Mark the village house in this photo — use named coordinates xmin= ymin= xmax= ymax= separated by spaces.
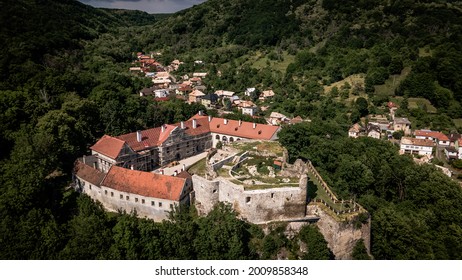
xmin=215 ymin=90 xmax=236 ymax=99
xmin=399 ymin=137 xmax=435 ymax=156
xmin=259 ymin=89 xmax=275 ymax=101
xmin=393 ymin=117 xmax=412 ymax=136
xmin=193 ymin=72 xmax=208 ymax=78
xmin=238 ymin=100 xmax=258 ymax=116
xmin=368 ymin=114 xmax=390 ymax=132
xmin=188 ymin=89 xmax=206 ymax=103
xmin=366 ymin=123 xmax=382 ymax=139
xmin=245 ymin=87 xmax=256 ymax=97
xmin=447 ymin=133 xmax=461 ymax=147
xmin=200 ymin=93 xmax=218 ymax=108
xmin=414 ymin=130 xmax=450 ymax=146
xmin=444 ymin=147 xmax=459 ymax=160
xmin=268 ymin=112 xmax=289 ymax=125
xmin=348 ymin=123 xmax=363 ymax=138
xmin=177 ymin=83 xmax=193 ymax=96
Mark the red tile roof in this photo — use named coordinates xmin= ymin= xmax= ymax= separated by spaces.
xmin=117 ymin=125 xmax=176 ymax=151
xmin=92 ymin=113 xmax=281 ymax=155
xmin=415 ymin=130 xmax=449 ymax=141
xmin=102 ymin=166 xmax=186 ymax=201
xmin=90 ymin=135 xmax=127 ymax=159
xmin=74 ymin=160 xmax=106 ymax=186
xmin=401 ymin=137 xmax=435 ymax=147
xmin=173 ymin=116 xmax=211 ymax=137
xmin=207 ymin=116 xmax=279 ymax=140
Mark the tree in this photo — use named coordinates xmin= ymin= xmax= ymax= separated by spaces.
xmin=298 ymin=225 xmax=333 ymax=260
xmin=355 ymin=97 xmax=369 ymax=117
xmin=352 ymin=239 xmax=371 ymax=260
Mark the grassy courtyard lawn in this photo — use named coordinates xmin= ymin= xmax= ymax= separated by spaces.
xmin=187 ymin=158 xmax=206 ymax=176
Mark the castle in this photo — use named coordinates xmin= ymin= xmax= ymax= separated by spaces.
xmin=73 ymin=113 xmax=285 ymax=221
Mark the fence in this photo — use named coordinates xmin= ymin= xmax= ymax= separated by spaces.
xmin=306 ymin=161 xmax=365 ymax=215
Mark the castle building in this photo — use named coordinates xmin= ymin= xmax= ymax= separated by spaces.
xmin=74 ymin=160 xmax=192 ymax=221
xmin=89 ymin=113 xmax=280 ymax=173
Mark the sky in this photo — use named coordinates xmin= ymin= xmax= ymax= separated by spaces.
xmin=78 ymin=0 xmax=207 ymax=14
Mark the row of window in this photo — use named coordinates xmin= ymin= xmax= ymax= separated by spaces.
xmin=215 ymin=135 xmax=241 ymax=142
xmin=103 ymin=189 xmax=173 ymax=209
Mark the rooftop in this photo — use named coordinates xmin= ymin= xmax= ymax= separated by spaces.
xmin=102 ymin=165 xmax=187 ymax=201
xmin=400 ymin=137 xmax=435 ymax=147
xmin=415 ymin=130 xmax=449 ymax=141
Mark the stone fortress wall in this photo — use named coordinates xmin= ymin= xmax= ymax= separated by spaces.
xmin=192 ymin=143 xmax=308 ymax=224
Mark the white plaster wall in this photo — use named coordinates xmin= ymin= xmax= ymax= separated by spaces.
xmin=76 ymin=175 xmax=183 ymax=222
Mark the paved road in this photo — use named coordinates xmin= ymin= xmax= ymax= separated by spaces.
xmin=154 ymin=152 xmax=208 ymax=176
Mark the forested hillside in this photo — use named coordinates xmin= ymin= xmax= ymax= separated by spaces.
xmin=1 ymin=0 xmax=462 ymax=259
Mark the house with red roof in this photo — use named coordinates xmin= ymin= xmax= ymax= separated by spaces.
xmin=414 ymin=130 xmax=450 ymax=146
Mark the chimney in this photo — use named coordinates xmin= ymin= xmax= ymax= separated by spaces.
xmin=208 ymin=115 xmax=212 ymax=122
xmin=173 ymin=171 xmax=178 ymax=176
xmin=160 ymin=169 xmax=164 ymax=175
xmin=182 ymin=164 xmax=186 ymax=171
xmin=83 ymin=155 xmax=86 ymax=164
xmin=181 ymin=121 xmax=185 ymax=129
xmin=92 ymin=162 xmax=97 ymax=169
xmin=192 ymin=119 xmax=197 ymax=129
xmin=130 ymin=165 xmax=134 ymax=170
xmin=239 ymin=120 xmax=242 ymax=127
xmin=224 ymin=119 xmax=228 ymax=125
xmin=198 ymin=110 xmax=203 ymax=116
xmin=136 ymin=130 xmax=142 ymax=142
xmin=253 ymin=123 xmax=256 ymax=129
xmin=161 ymin=125 xmax=165 ymax=133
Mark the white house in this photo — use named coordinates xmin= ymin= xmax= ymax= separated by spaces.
xmin=245 ymin=88 xmax=256 ymax=96
xmin=238 ymin=100 xmax=258 ymax=116
xmin=366 ymin=123 xmax=381 ymax=139
xmin=154 ymin=89 xmax=169 ymax=98
xmin=348 ymin=123 xmax=362 ymax=138
xmin=215 ymin=90 xmax=235 ymax=98
xmin=444 ymin=147 xmax=458 ymax=160
xmin=400 ymin=137 xmax=435 ymax=156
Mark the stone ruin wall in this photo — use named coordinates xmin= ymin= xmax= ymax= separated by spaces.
xmin=307 ymin=204 xmax=371 ymax=260
xmin=192 ymin=173 xmax=308 ymax=224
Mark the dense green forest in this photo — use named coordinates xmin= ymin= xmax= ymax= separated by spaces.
xmin=1 ymin=0 xmax=462 ymax=259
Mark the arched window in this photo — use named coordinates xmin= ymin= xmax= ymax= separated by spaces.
xmin=222 ymin=136 xmax=228 ymax=142
xmin=229 ymin=137 xmax=234 ymax=142
xmin=215 ymin=134 xmax=220 ymax=140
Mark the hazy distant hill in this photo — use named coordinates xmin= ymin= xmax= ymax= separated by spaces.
xmin=142 ymin=0 xmax=462 ymax=51
xmin=0 ymin=0 xmax=157 ymax=88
